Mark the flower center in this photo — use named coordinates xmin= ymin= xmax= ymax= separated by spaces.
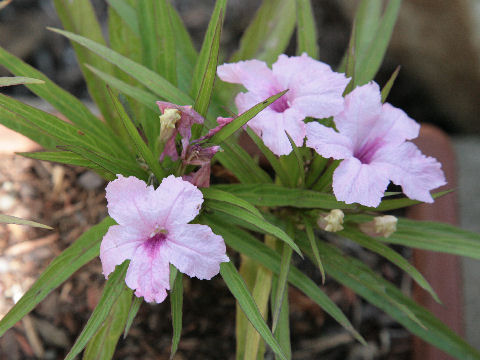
xmin=145 ymin=227 xmax=168 ymax=254
xmin=354 ymin=138 xmax=384 ymax=164
xmin=269 ymin=94 xmax=290 ymax=113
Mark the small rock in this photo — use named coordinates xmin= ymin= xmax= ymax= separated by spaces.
xmin=78 ymin=171 xmax=104 ymax=190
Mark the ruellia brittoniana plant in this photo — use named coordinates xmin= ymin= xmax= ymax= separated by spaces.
xmin=0 ymin=1 xmax=479 ymax=359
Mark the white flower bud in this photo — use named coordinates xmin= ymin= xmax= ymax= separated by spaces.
xmin=318 ymin=209 xmax=344 ymax=232
xmin=359 ymin=215 xmax=398 ymax=238
xmin=159 ymin=108 xmax=181 ymax=142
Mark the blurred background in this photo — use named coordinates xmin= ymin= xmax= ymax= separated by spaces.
xmin=0 ymin=0 xmax=479 ymax=359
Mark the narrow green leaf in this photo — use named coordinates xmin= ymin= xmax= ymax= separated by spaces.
xmin=381 ymin=66 xmax=401 ymax=102
xmin=0 ymin=77 xmax=44 ymax=86
xmin=49 ymin=28 xmax=192 ymax=105
xmin=107 ymin=88 xmax=166 ymax=180
xmin=302 ymin=236 xmax=480 ymax=359
xmin=106 ymin=0 xmax=140 ymax=36
xmin=311 ymin=160 xmax=340 ymax=192
xmin=169 ymin=266 xmax=183 ymax=359
xmin=355 ymin=0 xmax=402 ymax=85
xmin=271 ymin=241 xmax=292 ymax=332
xmin=220 ymin=261 xmax=287 ymax=360
xmin=342 ymin=227 xmax=440 ymax=303
xmin=230 ymin=0 xmax=296 ymax=65
xmin=83 ymin=286 xmax=132 ymax=360
xmin=66 ymin=262 xmax=129 ymax=360
xmin=193 ymin=8 xmax=223 ymax=118
xmin=353 ymin=0 xmax=382 ymax=60
xmin=201 ymin=188 xmax=264 ymax=219
xmin=209 ymin=90 xmax=288 ymax=145
xmin=205 ymin=215 xmax=365 ymax=344
xmin=19 ymin=151 xmax=102 ymax=170
xmin=305 ymin=154 xmax=328 ymax=188
xmin=246 ymin=128 xmax=292 ymax=187
xmin=62 ymin=145 xmax=147 ymax=181
xmin=53 ymin=0 xmax=121 ymax=132
xmin=369 ymin=189 xmax=452 ymax=211
xmin=211 ymin=183 xmax=356 ymax=209
xmin=215 ymin=142 xmax=272 ymax=184
xmin=285 ymin=132 xmax=305 ymax=187
xmin=85 ymin=64 xmax=158 ymax=112
xmin=0 ymin=217 xmax=115 ymax=337
xmin=378 ymin=217 xmax=480 ymax=260
xmin=191 ymin=0 xmax=226 ymax=98
xmin=137 ymin=0 xmax=176 ymax=84
xmin=304 ymin=217 xmax=326 ymax=284
xmin=0 ymin=214 xmax=52 ymax=229
xmin=206 ymin=200 xmax=302 ymax=256
xmin=0 ymin=47 xmax=113 ymax=143
xmin=123 ymin=295 xmax=142 ymax=339
xmin=295 ymin=0 xmax=319 ymax=58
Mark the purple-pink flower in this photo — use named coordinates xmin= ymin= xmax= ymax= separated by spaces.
xmin=100 ymin=175 xmax=229 ymax=303
xmin=306 ymin=82 xmax=446 ymax=207
xmin=217 ymin=53 xmax=349 ymax=156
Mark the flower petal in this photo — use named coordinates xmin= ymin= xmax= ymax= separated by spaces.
xmin=166 ymin=224 xmax=229 ymax=280
xmin=100 ymin=225 xmax=144 ymax=278
xmin=305 ymin=122 xmax=353 ymax=159
xmin=217 ymin=59 xmax=277 ymax=97
xmin=154 ymin=175 xmax=203 ymax=228
xmin=378 ymin=103 xmax=420 ymax=145
xmin=125 ymin=241 xmax=171 ymax=303
xmin=374 ymin=142 xmax=446 ymax=203
xmin=333 ymin=157 xmax=391 ymax=207
xmin=106 ymin=175 xmax=157 ymax=233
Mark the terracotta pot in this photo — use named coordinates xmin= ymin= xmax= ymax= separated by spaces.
xmin=408 ymin=124 xmax=463 ymax=360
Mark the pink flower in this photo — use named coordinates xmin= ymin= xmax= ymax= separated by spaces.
xmin=306 ymin=82 xmax=446 ymax=207
xmin=157 ymin=102 xmax=204 ymax=160
xmin=217 ymin=53 xmax=349 ymax=156
xmin=100 ymin=175 xmax=229 ymax=303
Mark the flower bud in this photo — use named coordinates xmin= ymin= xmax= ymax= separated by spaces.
xmin=159 ymin=108 xmax=181 ymax=142
xmin=318 ymin=209 xmax=344 ymax=232
xmin=359 ymin=215 xmax=398 ymax=238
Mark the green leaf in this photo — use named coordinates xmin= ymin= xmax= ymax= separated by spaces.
xmin=83 ymin=285 xmax=132 ymax=360
xmin=215 ymin=142 xmax=272 ymax=184
xmin=303 ymin=217 xmax=325 ymax=283
xmin=169 ymin=266 xmax=183 ymax=359
xmin=137 ymin=0 xmax=176 ymax=85
xmin=0 ymin=76 xmax=44 ymax=86
xmin=303 ymin=237 xmax=480 ymax=360
xmin=123 ymin=295 xmax=142 ymax=339
xmin=53 ymin=0 xmax=121 ymax=133
xmin=107 ymin=88 xmax=166 ymax=180
xmin=295 ymin=0 xmax=319 ymax=58
xmin=201 ymin=188 xmax=264 ymax=219
xmin=85 ymin=65 xmax=158 ymax=112
xmin=0 ymin=217 xmax=115 ymax=337
xmin=211 ymin=183 xmax=356 ymax=209
xmin=378 ymin=217 xmax=480 ymax=260
xmin=205 ymin=215 xmax=365 ymax=344
xmin=230 ymin=0 xmax=296 ymax=65
xmin=62 ymin=145 xmax=147 ymax=181
xmin=368 ymin=189 xmax=452 ymax=211
xmin=353 ymin=0 xmax=382 ymax=61
xmin=206 ymin=200 xmax=302 ymax=256
xmin=271 ymin=241 xmax=292 ymax=333
xmin=220 ymin=261 xmax=287 ymax=360
xmin=191 ymin=0 xmax=226 ymax=99
xmin=66 ymin=262 xmax=130 ymax=360
xmin=342 ymin=227 xmax=440 ymax=303
xmin=355 ymin=0 xmax=402 ymax=85
xmin=19 ymin=151 xmax=102 ymax=170
xmin=305 ymin=155 xmax=328 ymax=191
xmin=381 ymin=65 xmax=400 ymax=102
xmin=209 ymin=90 xmax=288 ymax=145
xmin=193 ymin=7 xmax=223 ymax=119
xmin=0 ymin=214 xmax=52 ymax=229
xmin=0 ymin=47 xmax=114 ymax=144
xmin=106 ymin=0 xmax=139 ymax=36
xmin=245 ymin=128 xmax=292 ymax=187
xmin=285 ymin=132 xmax=305 ymax=187
xmin=49 ymin=28 xmax=192 ymax=105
